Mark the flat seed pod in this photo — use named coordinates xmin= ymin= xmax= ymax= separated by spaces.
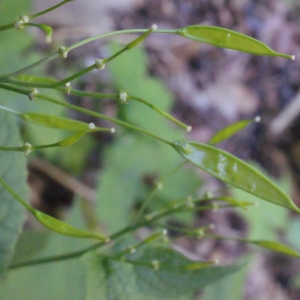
xmin=173 ymin=141 xmax=300 ymax=213
xmin=177 ymin=25 xmax=294 ymax=59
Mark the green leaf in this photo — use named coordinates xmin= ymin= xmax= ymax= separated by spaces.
xmin=0 ymin=175 xmax=107 ymax=241
xmin=0 ymin=0 xmax=36 ymax=276
xmin=35 ymin=24 xmax=53 ymax=42
xmin=232 ymin=171 xmax=290 ymax=240
xmin=4 ymin=89 xmax=68 ymax=160
xmin=97 ymin=134 xmax=200 ymax=232
xmin=173 ymin=141 xmax=300 ymax=213
xmin=288 ymin=218 xmax=300 ymax=250
xmin=209 ymin=118 xmax=258 ymax=145
xmin=23 ymin=23 xmax=53 ymax=43
xmin=84 ymin=246 xmax=242 ymax=300
xmin=0 ymin=201 xmax=91 ymax=300
xmin=20 ymin=112 xmax=89 ymax=131
xmin=56 ymin=130 xmax=88 ymax=147
xmin=177 ymin=26 xmax=294 ymax=59
xmin=202 ymin=263 xmax=248 ymax=300
xmin=218 ymin=196 xmax=255 ymax=211
xmin=0 ymin=107 xmax=29 ymax=276
xmin=108 ymin=44 xmax=175 ymax=134
xmin=249 ymin=240 xmax=300 ymax=258
xmin=16 ymin=74 xmax=57 ymax=85
xmin=98 ymin=45 xmax=200 ymax=232
xmin=58 ymin=134 xmax=96 ymax=174
xmin=32 ymin=209 xmax=107 ymax=241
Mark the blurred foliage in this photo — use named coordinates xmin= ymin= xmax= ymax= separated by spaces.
xmin=1 ymin=1 xmax=300 ymax=299
xmin=201 ymin=264 xmax=248 ymax=300
xmin=0 ymin=199 xmax=91 ymax=300
xmin=232 ymin=164 xmax=291 ymax=240
xmin=96 ymin=45 xmax=201 ymax=232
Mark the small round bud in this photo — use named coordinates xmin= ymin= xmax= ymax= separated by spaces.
xmin=156 ymin=182 xmax=163 ymax=190
xmin=28 ymin=88 xmax=39 ymax=100
xmin=65 ymin=82 xmax=71 ymax=94
xmin=20 ymin=15 xmax=30 ymax=23
xmin=88 ymin=123 xmax=96 ymax=130
xmin=45 ymin=36 xmax=52 ymax=44
xmin=128 ymin=247 xmax=136 ymax=254
xmin=110 ymin=128 xmax=116 ymax=133
xmin=58 ymin=46 xmax=68 ymax=58
xmin=14 ymin=15 xmax=29 ymax=30
xmin=24 ymin=142 xmax=32 ymax=156
xmin=119 ymin=90 xmax=128 ymax=103
xmin=162 ymin=229 xmax=168 ymax=236
xmin=151 ymin=260 xmax=160 ymax=270
xmin=151 ymin=24 xmax=158 ymax=30
xmin=95 ymin=58 xmax=105 ymax=69
xmin=14 ymin=20 xmax=24 ymax=30
xmin=291 ymin=55 xmax=296 ymax=61
xmin=186 ymin=126 xmax=192 ymax=132
xmin=254 ymin=116 xmax=261 ymax=123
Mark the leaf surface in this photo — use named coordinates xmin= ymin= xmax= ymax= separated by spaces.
xmin=173 ymin=141 xmax=300 ymax=213
xmin=178 ymin=25 xmax=294 ymax=59
xmin=209 ymin=118 xmax=257 ymax=145
xmin=0 ymin=108 xmax=29 ymax=275
xmin=84 ymin=246 xmax=242 ymax=299
xmin=0 ymin=201 xmax=91 ymax=300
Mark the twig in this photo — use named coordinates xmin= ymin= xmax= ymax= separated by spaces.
xmin=29 ymin=158 xmax=96 ymax=203
xmin=270 ymin=91 xmax=300 ymax=136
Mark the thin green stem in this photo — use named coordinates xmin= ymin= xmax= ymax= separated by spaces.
xmin=0 ymin=140 xmax=76 ymax=154
xmin=50 ymin=64 xmax=96 ymax=87
xmin=8 ymin=200 xmax=225 ymax=270
xmin=151 ymin=203 xmax=224 ymax=221
xmin=0 ymin=146 xmax=24 ymax=152
xmin=36 ymin=93 xmax=173 ymax=145
xmin=25 ymin=23 xmax=44 ymax=29
xmin=133 ymin=161 xmax=187 ymax=224
xmin=0 ymin=83 xmax=30 ymax=95
xmin=0 ymin=104 xmax=20 ymax=115
xmin=0 ymin=22 xmax=14 ymax=32
xmin=30 ymin=0 xmax=73 ymax=19
xmin=114 ymin=231 xmax=164 ymax=258
xmin=101 ymin=26 xmax=154 ymax=65
xmin=0 ymin=78 xmax=51 ymax=88
xmin=128 ymin=96 xmax=191 ymax=131
xmin=56 ymin=89 xmax=190 ymax=131
xmin=67 ymin=29 xmax=176 ymax=52
xmin=9 ymin=241 xmax=104 ymax=270
xmin=0 ymin=84 xmax=172 ymax=144
xmin=0 ymin=52 xmax=59 ymax=79
xmin=16 ymin=28 xmax=155 ymax=88
xmin=0 ymin=177 xmax=33 ymax=212
xmin=0 ymin=28 xmax=176 ymax=79
xmin=56 ymin=86 xmax=118 ymax=99
xmin=9 ymin=222 xmax=139 ymax=270
xmin=3 ymin=64 xmax=96 ymax=88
